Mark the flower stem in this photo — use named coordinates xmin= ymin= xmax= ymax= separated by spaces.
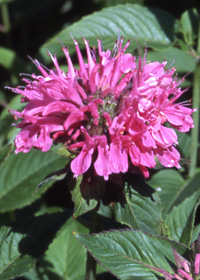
xmin=86 ymin=211 xmax=101 ymax=280
xmin=1 ymin=3 xmax=11 ymax=47
xmin=189 ymin=16 xmax=200 ymax=178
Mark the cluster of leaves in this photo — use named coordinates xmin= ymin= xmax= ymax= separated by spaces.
xmin=0 ymin=0 xmax=200 ymax=279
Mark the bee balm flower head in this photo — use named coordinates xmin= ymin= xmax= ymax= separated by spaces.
xmin=8 ymin=37 xmax=194 ymax=180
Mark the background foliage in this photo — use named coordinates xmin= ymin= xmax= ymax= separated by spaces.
xmin=0 ymin=0 xmax=200 ymax=279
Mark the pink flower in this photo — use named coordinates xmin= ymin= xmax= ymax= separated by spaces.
xmin=7 ymin=37 xmax=194 ymax=179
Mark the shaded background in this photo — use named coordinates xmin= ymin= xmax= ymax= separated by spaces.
xmin=0 ymin=0 xmax=200 ymax=279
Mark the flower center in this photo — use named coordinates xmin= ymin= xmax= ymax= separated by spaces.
xmin=85 ymin=92 xmax=118 ymax=137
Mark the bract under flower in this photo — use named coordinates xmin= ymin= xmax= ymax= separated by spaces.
xmin=154 ymin=242 xmax=200 ymax=280
xmin=8 ymin=37 xmax=194 ymax=180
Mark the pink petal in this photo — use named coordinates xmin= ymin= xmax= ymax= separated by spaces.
xmin=156 ymin=146 xmax=181 ymax=169
xmin=15 ymin=125 xmax=53 ymax=153
xmin=64 ymin=111 xmax=87 ymax=130
xmin=177 ymin=269 xmax=192 ymax=280
xmin=42 ymin=101 xmax=77 ymax=116
xmin=153 ymin=125 xmax=178 ymax=147
xmin=141 ymin=130 xmax=156 ymax=148
xmin=140 ymin=149 xmax=156 ymax=168
xmin=195 ymin=253 xmax=200 ymax=275
xmin=109 ymin=141 xmax=128 ymax=173
xmin=71 ymin=144 xmax=94 ymax=176
xmin=94 ymin=136 xmax=110 ymax=180
xmin=129 ymin=144 xmax=140 ymax=166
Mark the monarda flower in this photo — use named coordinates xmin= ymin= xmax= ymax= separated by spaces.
xmin=7 ymin=37 xmax=194 ymax=180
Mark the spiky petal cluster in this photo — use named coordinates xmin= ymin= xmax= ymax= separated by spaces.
xmin=8 ymin=38 xmax=194 ymax=179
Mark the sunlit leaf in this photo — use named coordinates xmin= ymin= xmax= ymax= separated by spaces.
xmin=176 ymin=130 xmax=192 ymax=159
xmin=147 ymin=47 xmax=196 ymax=74
xmin=39 ymin=4 xmax=177 ymax=61
xmin=99 ymin=185 xmax=162 ymax=235
xmin=50 ymin=143 xmax=75 ymax=159
xmin=22 ymin=266 xmax=62 ymax=280
xmin=0 ymin=150 xmax=68 ymax=212
xmin=180 ymin=8 xmax=199 ymax=46
xmin=44 ymin=218 xmax=88 ymax=280
xmin=191 ymin=224 xmax=200 ymax=244
xmin=0 ymin=144 xmax=12 ymax=167
xmin=75 ymin=229 xmax=187 ymax=280
xmin=148 ymin=169 xmax=200 ymax=216
xmin=165 ymin=192 xmax=199 ymax=246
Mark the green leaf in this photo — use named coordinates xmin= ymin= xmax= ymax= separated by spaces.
xmin=0 ymin=227 xmax=31 ymax=278
xmin=50 ymin=143 xmax=75 ymax=159
xmin=147 ymin=47 xmax=196 ymax=74
xmin=0 ymin=253 xmax=34 ymax=280
xmin=148 ymin=169 xmax=200 ymax=216
xmin=96 ymin=0 xmax=144 ymax=7
xmin=0 ymin=0 xmax=18 ymax=3
xmin=148 ymin=170 xmax=184 ymax=215
xmin=40 ymin=4 xmax=177 ymax=60
xmin=0 ymin=150 xmax=69 ymax=212
xmin=0 ymin=95 xmax=23 ymax=119
xmin=172 ymin=171 xmax=200 ymax=206
xmin=176 ymin=130 xmax=191 ymax=159
xmin=70 ymin=176 xmax=98 ymax=218
xmin=44 ymin=218 xmax=88 ymax=280
xmin=191 ymin=224 xmax=200 ymax=244
xmin=99 ymin=185 xmax=162 ymax=235
xmin=165 ymin=192 xmax=199 ymax=245
xmin=0 ymin=144 xmax=12 ymax=167
xmin=0 ymin=211 xmax=69 ymax=280
xmin=22 ymin=266 xmax=62 ymax=280
xmin=75 ymin=230 xmax=187 ymax=280
xmin=0 ymin=95 xmax=24 ymax=147
xmin=0 ymin=90 xmax=6 ymax=104
xmin=0 ymin=47 xmax=27 ymax=74
xmin=180 ymin=8 xmax=199 ymax=46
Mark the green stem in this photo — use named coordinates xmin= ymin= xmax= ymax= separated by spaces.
xmin=189 ymin=17 xmax=200 ymax=178
xmin=1 ymin=3 xmax=11 ymax=47
xmin=85 ymin=211 xmax=101 ymax=280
